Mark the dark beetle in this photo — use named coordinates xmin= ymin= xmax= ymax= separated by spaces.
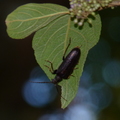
xmin=50 ymin=47 xmax=81 ymax=84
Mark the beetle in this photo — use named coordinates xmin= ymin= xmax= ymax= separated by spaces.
xmin=45 ymin=47 xmax=81 ymax=84
xmin=40 ymin=39 xmax=81 ymax=85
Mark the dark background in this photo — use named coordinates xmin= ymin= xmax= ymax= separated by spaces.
xmin=1 ymin=0 xmax=120 ymax=120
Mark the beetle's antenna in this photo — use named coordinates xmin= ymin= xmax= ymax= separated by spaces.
xmin=30 ymin=81 xmax=53 ymax=83
xmin=63 ymin=38 xmax=71 ymax=60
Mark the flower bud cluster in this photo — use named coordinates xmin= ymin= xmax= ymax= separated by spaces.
xmin=69 ymin=0 xmax=113 ymax=26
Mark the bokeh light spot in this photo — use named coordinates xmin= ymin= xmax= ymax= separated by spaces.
xmin=103 ymin=60 xmax=120 ymax=87
xmin=65 ymin=105 xmax=96 ymax=120
xmin=88 ymin=83 xmax=112 ymax=111
xmin=22 ymin=66 xmax=57 ymax=107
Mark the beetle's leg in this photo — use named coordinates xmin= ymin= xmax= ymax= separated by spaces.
xmin=44 ymin=65 xmax=53 ymax=73
xmin=53 ymin=69 xmax=57 ymax=74
xmin=63 ymin=38 xmax=71 ymax=60
xmin=45 ymin=60 xmax=57 ymax=74
xmin=67 ymin=74 xmax=75 ymax=79
xmin=74 ymin=67 xmax=78 ymax=70
xmin=70 ymin=74 xmax=75 ymax=77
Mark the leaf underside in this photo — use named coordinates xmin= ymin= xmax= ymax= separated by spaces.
xmin=5 ymin=3 xmax=101 ymax=108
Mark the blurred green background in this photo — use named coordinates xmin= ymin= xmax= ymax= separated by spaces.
xmin=1 ymin=0 xmax=120 ymax=120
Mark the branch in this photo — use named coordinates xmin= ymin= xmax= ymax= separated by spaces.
xmin=98 ymin=0 xmax=120 ymax=11
xmin=109 ymin=1 xmax=120 ymax=6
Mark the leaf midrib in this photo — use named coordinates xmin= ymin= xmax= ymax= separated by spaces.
xmin=6 ymin=11 xmax=69 ymax=23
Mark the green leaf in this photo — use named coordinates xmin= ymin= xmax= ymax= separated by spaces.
xmin=32 ymin=13 xmax=101 ymax=108
xmin=5 ymin=3 xmax=69 ymax=39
